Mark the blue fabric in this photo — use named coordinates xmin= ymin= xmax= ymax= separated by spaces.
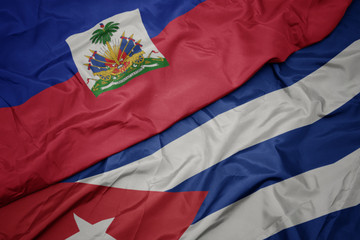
xmin=64 ymin=0 xmax=360 ymax=183
xmin=266 ymin=204 xmax=360 ymax=240
xmin=60 ymin=0 xmax=360 ymax=233
xmin=169 ymin=93 xmax=360 ymax=223
xmin=0 ymin=0 xmax=205 ymax=107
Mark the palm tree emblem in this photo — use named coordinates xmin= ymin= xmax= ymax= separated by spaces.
xmin=90 ymin=22 xmax=121 ymax=65
xmin=82 ymin=20 xmax=168 ymax=97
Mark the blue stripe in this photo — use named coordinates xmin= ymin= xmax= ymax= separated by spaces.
xmin=64 ymin=0 xmax=360 ymax=183
xmin=265 ymin=204 xmax=360 ymax=240
xmin=0 ymin=0 xmax=205 ymax=107
xmin=168 ymin=93 xmax=360 ymax=223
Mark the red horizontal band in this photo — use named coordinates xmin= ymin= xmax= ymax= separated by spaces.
xmin=0 ymin=0 xmax=351 ymax=205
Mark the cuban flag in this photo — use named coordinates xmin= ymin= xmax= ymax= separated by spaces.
xmin=1 ymin=0 xmax=360 ymax=239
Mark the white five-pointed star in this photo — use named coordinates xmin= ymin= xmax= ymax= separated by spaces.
xmin=66 ymin=213 xmax=116 ymax=240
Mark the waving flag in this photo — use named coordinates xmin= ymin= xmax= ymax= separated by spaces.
xmin=0 ymin=0 xmax=352 ymax=205
xmin=1 ymin=0 xmax=360 ymax=239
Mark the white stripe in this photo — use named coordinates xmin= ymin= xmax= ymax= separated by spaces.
xmin=78 ymin=40 xmax=360 ymax=191
xmin=180 ymin=148 xmax=360 ymax=240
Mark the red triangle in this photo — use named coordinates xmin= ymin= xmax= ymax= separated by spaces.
xmin=0 ymin=182 xmax=207 ymax=239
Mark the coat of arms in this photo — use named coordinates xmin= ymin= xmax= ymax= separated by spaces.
xmin=66 ymin=10 xmax=168 ymax=96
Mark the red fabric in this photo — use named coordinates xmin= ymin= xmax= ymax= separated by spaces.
xmin=0 ymin=182 xmax=207 ymax=239
xmin=0 ymin=0 xmax=351 ymax=205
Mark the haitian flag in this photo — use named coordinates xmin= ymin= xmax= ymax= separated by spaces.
xmin=2 ymin=1 xmax=360 ymax=237
xmin=1 ymin=0 xmax=360 ymax=239
xmin=0 ymin=0 xmax=352 ymax=206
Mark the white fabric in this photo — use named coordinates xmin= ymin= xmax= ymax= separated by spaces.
xmin=180 ymin=148 xmax=360 ymax=240
xmin=78 ymin=40 xmax=360 ymax=192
